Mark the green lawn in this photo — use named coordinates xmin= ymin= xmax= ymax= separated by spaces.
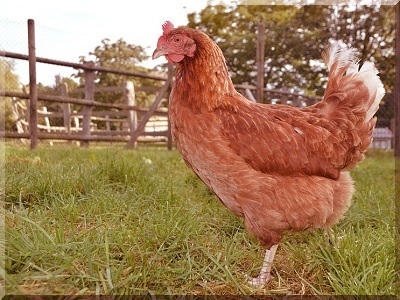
xmin=1 ymin=143 xmax=396 ymax=295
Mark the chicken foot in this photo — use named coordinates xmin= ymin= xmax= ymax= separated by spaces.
xmin=247 ymin=244 xmax=278 ymax=287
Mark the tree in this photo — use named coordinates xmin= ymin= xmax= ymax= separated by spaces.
xmin=187 ymin=5 xmax=337 ymax=96
xmin=187 ymin=4 xmax=395 ymax=99
xmin=332 ymin=5 xmax=395 ymax=93
xmin=76 ymin=38 xmax=160 ymax=107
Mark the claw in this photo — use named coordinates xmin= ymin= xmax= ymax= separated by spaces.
xmin=245 ymin=244 xmax=278 ymax=287
xmin=246 ymin=273 xmax=271 ymax=287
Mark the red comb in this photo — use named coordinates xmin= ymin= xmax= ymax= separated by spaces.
xmin=162 ymin=21 xmax=174 ymax=35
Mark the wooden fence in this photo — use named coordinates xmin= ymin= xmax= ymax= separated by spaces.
xmin=1 ymin=65 xmax=173 ymax=149
xmin=0 ymin=19 xmax=321 ymax=150
xmin=1 ymin=20 xmax=176 ymax=149
xmin=4 ymin=84 xmax=170 ymax=145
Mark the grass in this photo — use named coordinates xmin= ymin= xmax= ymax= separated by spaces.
xmin=2 ymin=142 xmax=396 ymax=296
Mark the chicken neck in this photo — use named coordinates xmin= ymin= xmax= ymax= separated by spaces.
xmin=172 ymin=33 xmax=237 ymax=113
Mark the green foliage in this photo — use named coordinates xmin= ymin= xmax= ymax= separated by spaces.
xmin=0 ymin=59 xmax=19 ymax=91
xmin=0 ymin=98 xmax=16 ymax=131
xmin=187 ymin=4 xmax=395 ymax=96
xmin=331 ymin=5 xmax=395 ymax=93
xmin=76 ymin=38 xmax=162 ymax=107
xmin=4 ymin=145 xmax=395 ymax=295
xmin=0 ymin=58 xmax=20 ymax=131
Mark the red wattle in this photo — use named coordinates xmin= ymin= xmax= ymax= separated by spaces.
xmin=166 ymin=54 xmax=184 ymax=63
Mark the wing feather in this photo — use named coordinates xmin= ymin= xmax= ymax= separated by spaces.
xmin=216 ymin=95 xmax=356 ymax=180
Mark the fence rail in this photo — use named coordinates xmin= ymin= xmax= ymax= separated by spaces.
xmin=2 ymin=51 xmax=168 ymax=82
xmin=2 ymin=90 xmax=167 ymax=114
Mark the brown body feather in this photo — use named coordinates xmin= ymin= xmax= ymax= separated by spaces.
xmin=164 ymin=27 xmax=381 ymax=249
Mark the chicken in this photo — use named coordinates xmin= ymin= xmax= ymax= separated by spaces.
xmin=152 ymin=21 xmax=385 ymax=286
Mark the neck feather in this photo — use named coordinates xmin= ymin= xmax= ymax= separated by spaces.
xmin=172 ymin=32 xmax=236 ymax=112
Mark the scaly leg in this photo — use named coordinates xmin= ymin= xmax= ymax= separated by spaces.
xmin=247 ymin=244 xmax=279 ymax=287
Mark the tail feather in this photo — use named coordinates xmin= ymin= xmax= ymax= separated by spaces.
xmin=358 ymin=61 xmax=385 ymax=121
xmin=319 ymin=42 xmax=385 ymax=167
xmin=323 ymin=43 xmax=359 ymax=72
xmin=322 ymin=42 xmax=385 ymax=124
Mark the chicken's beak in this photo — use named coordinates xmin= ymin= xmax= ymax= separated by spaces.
xmin=152 ymin=47 xmax=168 ymax=60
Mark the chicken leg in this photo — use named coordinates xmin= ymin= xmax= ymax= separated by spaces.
xmin=247 ymin=244 xmax=279 ymax=287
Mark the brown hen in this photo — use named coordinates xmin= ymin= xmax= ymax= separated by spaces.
xmin=152 ymin=21 xmax=385 ymax=286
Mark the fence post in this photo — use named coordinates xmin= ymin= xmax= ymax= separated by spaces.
xmin=123 ymin=81 xmax=137 ymax=149
xmin=60 ymin=83 xmax=71 ymax=144
xmin=60 ymin=83 xmax=71 ymax=133
xmin=256 ymin=23 xmax=266 ymax=104
xmin=126 ymin=79 xmax=170 ymax=148
xmin=395 ymin=2 xmax=400 ymax=157
xmin=82 ymin=61 xmax=95 ymax=147
xmin=280 ymin=88 xmax=289 ymax=105
xmin=244 ymin=89 xmax=256 ymax=103
xmin=167 ymin=63 xmax=173 ymax=150
xmin=42 ymin=106 xmax=50 ymax=132
xmin=28 ymin=19 xmax=38 ymax=149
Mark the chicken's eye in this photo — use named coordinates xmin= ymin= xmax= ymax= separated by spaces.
xmin=173 ymin=37 xmax=181 ymax=43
